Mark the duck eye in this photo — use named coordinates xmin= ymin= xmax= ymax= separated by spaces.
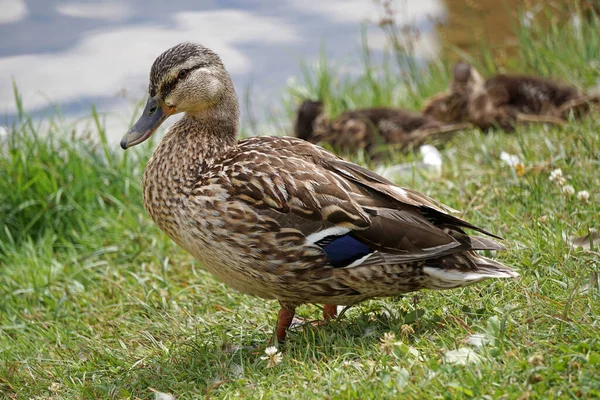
xmin=178 ymin=69 xmax=188 ymax=79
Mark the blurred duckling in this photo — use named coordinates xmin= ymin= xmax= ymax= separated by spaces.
xmin=423 ymin=62 xmax=599 ymax=131
xmin=295 ymin=100 xmax=471 ymax=157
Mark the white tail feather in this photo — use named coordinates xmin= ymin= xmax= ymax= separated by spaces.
xmin=423 ymin=256 xmax=518 ymax=290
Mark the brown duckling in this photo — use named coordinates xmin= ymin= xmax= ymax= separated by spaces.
xmin=295 ymin=100 xmax=471 ymax=156
xmin=423 ymin=62 xmax=598 ymax=131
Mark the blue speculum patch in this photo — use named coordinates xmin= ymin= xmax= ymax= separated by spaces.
xmin=319 ymin=234 xmax=374 ymax=268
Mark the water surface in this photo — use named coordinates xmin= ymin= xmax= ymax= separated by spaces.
xmin=0 ymin=0 xmax=551 ymax=140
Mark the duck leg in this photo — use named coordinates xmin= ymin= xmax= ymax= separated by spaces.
xmin=274 ymin=303 xmax=338 ymax=342
xmin=515 ymin=112 xmax=567 ymax=127
xmin=322 ymin=304 xmax=338 ymax=321
xmin=559 ymin=96 xmax=600 ymax=118
xmin=275 ymin=302 xmax=297 ymax=343
xmin=403 ymin=122 xmax=473 ymax=148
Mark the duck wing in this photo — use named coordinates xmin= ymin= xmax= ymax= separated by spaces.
xmin=214 ymin=137 xmax=505 ymax=270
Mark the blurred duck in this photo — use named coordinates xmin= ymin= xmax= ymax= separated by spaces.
xmin=423 ymin=62 xmax=599 ymax=131
xmin=295 ymin=100 xmax=471 ymax=157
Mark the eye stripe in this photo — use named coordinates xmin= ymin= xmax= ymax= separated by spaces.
xmin=160 ymin=79 xmax=178 ymax=99
xmin=159 ymin=63 xmax=207 ymax=98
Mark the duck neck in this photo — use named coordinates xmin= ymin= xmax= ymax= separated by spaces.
xmin=175 ymin=105 xmax=239 ymax=162
xmin=145 ymin=98 xmax=239 ymax=196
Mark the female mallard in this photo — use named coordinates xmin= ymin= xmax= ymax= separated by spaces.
xmin=295 ymin=100 xmax=470 ymax=157
xmin=121 ymin=43 xmax=518 ymax=343
xmin=423 ymin=62 xmax=598 ymax=131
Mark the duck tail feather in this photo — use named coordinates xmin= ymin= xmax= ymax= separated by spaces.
xmin=468 ymin=235 xmax=506 ymax=251
xmin=422 ymin=254 xmax=518 ymax=290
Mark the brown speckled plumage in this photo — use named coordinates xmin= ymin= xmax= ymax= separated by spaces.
xmin=123 ymin=43 xmax=518 ymax=342
xmin=294 ymin=100 xmax=471 ymax=157
xmin=423 ymin=62 xmax=598 ymax=131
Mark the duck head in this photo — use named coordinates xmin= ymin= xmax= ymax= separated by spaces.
xmin=294 ymin=100 xmax=324 ymax=141
xmin=450 ymin=62 xmax=485 ymax=93
xmin=422 ymin=92 xmax=468 ymax=123
xmin=422 ymin=62 xmax=485 ymax=123
xmin=121 ymin=42 xmax=238 ymax=149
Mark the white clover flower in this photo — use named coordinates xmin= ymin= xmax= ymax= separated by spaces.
xmin=48 ymin=382 xmax=61 ymax=392
xmin=528 ymin=354 xmax=545 ymax=367
xmin=400 ymin=324 xmax=415 ymax=340
xmin=577 ymin=190 xmax=590 ymax=202
xmin=549 ymin=168 xmax=566 ymax=185
xmin=500 ymin=151 xmax=520 ymax=167
xmin=562 ymin=185 xmax=575 ymax=196
xmin=261 ymin=346 xmax=282 ymax=368
xmin=380 ymin=332 xmax=397 ymax=355
xmin=549 ymin=168 xmax=562 ymax=179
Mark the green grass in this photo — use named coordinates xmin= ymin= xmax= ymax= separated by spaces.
xmin=2 ymin=6 xmax=600 ymax=400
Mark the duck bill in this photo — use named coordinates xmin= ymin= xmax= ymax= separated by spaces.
xmin=120 ymin=96 xmax=174 ymax=149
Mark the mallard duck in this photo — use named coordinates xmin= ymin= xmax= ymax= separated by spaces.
xmin=423 ymin=62 xmax=598 ymax=131
xmin=295 ymin=100 xmax=471 ymax=157
xmin=121 ymin=43 xmax=518 ymax=343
